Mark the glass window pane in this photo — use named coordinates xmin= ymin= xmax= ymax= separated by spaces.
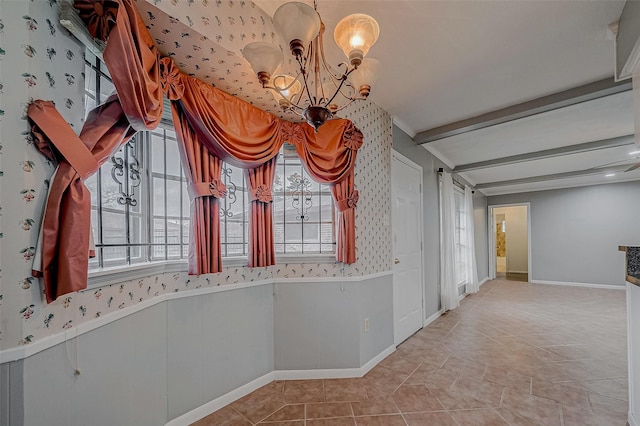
xmin=152 ymin=177 xmax=165 ymax=216
xmin=86 ymin=174 xmax=98 ymax=206
xmin=166 ymin=180 xmax=182 ymax=217
xmin=102 ymin=246 xmax=127 ymax=266
xmin=181 ymin=186 xmax=190 ymax=218
xmin=165 ymin=141 xmax=181 ymax=177
xmin=99 ymin=77 xmax=115 ymax=102
xmin=102 ymin=211 xmax=127 ymax=244
xmin=151 ymin=131 xmax=165 ymax=173
xmin=101 ymin=162 xmax=125 ymax=211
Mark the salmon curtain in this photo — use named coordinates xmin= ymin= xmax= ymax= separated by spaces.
xmin=27 ymin=97 xmax=136 ymax=303
xmin=288 ymin=121 xmax=364 ymax=264
xmin=27 ymin=0 xmax=365 ymax=302
xmin=245 ymin=158 xmax=278 ymax=267
xmin=25 ymin=0 xmax=163 ymax=302
xmin=159 ymin=57 xmax=363 ymax=267
xmin=171 ymin=106 xmax=225 ymax=274
xmin=331 ymin=170 xmax=358 ymax=264
xmin=159 ymin=58 xmax=284 ymax=168
xmin=76 ymin=0 xmax=163 ymax=130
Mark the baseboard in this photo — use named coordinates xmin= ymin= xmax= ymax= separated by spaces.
xmin=274 ymin=344 xmax=396 ymax=380
xmin=164 ymin=317 xmax=394 ymax=424
xmin=479 ymin=277 xmax=489 ymax=286
xmin=530 ymin=279 xmax=625 ymax=290
xmin=424 ymin=309 xmax=444 ymax=327
xmin=165 ymin=371 xmax=275 ymax=426
xmin=629 ymin=411 xmax=639 ymax=426
xmin=507 ymin=270 xmax=529 ymax=274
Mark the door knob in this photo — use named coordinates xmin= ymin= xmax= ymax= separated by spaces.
xmin=394 ymin=258 xmax=400 ymax=264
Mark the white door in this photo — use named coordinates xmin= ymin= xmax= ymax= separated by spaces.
xmin=392 ymin=152 xmax=424 ymax=345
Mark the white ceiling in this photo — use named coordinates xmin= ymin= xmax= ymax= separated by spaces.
xmin=139 ymin=0 xmax=638 ymax=195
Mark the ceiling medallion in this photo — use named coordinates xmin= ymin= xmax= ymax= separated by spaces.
xmin=242 ymin=1 xmax=380 ymax=131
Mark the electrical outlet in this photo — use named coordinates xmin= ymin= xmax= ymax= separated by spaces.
xmin=364 ymin=317 xmax=370 ymax=333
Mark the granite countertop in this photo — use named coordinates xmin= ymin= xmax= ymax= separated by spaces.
xmin=619 ymin=246 xmax=640 ymax=286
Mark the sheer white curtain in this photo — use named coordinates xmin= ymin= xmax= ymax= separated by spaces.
xmin=439 ymin=171 xmax=459 ymax=311
xmin=463 ymin=186 xmax=479 ymax=294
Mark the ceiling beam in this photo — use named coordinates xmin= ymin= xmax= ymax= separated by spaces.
xmin=616 ymin=0 xmax=640 ymax=80
xmin=414 ymin=78 xmax=632 ymax=145
xmin=475 ymin=164 xmax=634 ymax=189
xmin=453 ymin=134 xmax=636 ymax=173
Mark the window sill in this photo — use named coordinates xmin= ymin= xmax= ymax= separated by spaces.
xmin=276 ymin=254 xmax=337 ymax=264
xmin=87 ymin=254 xmax=338 ymax=289
xmin=88 ymin=261 xmax=188 ymax=289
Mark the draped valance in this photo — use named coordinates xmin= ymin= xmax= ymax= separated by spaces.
xmin=27 ymin=0 xmax=364 ymax=302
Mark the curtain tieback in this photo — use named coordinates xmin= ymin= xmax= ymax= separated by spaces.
xmin=336 ymin=190 xmax=359 ymax=212
xmin=27 ymin=100 xmax=100 ymax=179
xmin=279 ymin=121 xmax=305 ymax=145
xmin=343 ymin=123 xmax=364 ymax=151
xmin=249 ymin=184 xmax=273 ymax=203
xmin=188 ymin=179 xmax=227 ymax=200
xmin=73 ymin=0 xmax=119 ymax=41
xmin=159 ymin=57 xmax=185 ymax=100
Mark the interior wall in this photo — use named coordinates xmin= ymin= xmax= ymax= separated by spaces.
xmin=274 ymin=275 xmax=393 ymax=371
xmin=0 ymin=0 xmax=393 ymax=354
xmin=473 ymin=192 xmax=490 ymax=280
xmin=8 ymin=285 xmax=274 ymax=426
xmin=0 ymin=1 xmax=396 ymax=424
xmin=628 ymin=283 xmax=640 ymax=425
xmin=391 ymin=124 xmax=489 ymax=319
xmin=493 ymin=206 xmax=529 ymax=274
xmin=488 ymin=180 xmax=640 ymax=286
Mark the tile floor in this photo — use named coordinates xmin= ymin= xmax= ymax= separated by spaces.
xmin=193 ymin=278 xmax=628 ymax=425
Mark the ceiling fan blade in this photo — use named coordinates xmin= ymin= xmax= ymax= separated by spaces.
xmin=623 ymin=162 xmax=640 ymax=172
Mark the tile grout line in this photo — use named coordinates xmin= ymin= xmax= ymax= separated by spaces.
xmin=230 ymin=406 xmax=256 ymax=426
xmin=391 ymin=362 xmax=424 ymax=394
xmin=491 ymin=406 xmax=513 ymax=426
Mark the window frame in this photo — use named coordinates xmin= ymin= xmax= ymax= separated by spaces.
xmin=84 ymin=55 xmax=337 ymax=288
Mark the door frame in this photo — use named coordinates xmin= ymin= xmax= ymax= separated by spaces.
xmin=391 ymin=150 xmax=425 ymax=345
xmin=487 ymin=203 xmax=532 ymax=283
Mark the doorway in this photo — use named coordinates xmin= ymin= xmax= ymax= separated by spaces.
xmin=488 ymin=204 xmax=531 ymax=283
xmin=391 ymin=151 xmax=425 ymax=346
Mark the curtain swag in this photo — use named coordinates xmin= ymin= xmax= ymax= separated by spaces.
xmin=27 ymin=0 xmax=364 ymax=302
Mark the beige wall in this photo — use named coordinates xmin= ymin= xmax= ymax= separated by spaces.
xmin=493 ymin=206 xmax=529 ymax=274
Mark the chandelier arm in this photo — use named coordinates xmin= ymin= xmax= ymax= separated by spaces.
xmin=324 ymin=76 xmax=349 ymax=107
xmin=272 ymin=74 xmax=304 ymax=94
xmin=297 ymin=54 xmax=316 ymax=108
xmin=318 ymin=33 xmax=350 ymax=81
xmin=323 ymin=65 xmax=358 ymax=107
xmin=330 ymin=97 xmax=362 ymax=113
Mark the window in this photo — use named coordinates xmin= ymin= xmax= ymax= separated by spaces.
xmin=85 ymin=53 xmax=334 ymax=271
xmin=273 ymin=146 xmax=335 ymax=255
xmin=454 ymin=187 xmax=467 ymax=286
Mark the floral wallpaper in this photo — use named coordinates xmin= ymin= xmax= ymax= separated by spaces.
xmin=0 ymin=0 xmax=86 ymax=350
xmin=0 ymin=0 xmax=392 ymax=351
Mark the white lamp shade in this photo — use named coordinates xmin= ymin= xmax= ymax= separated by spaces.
xmin=242 ymin=42 xmax=283 ymax=76
xmin=272 ymin=74 xmax=302 ymax=101
xmin=334 ymin=14 xmax=380 ymax=60
xmin=273 ymin=2 xmax=321 ymax=47
xmin=349 ymin=58 xmax=379 ymax=91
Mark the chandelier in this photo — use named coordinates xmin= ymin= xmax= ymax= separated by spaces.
xmin=242 ymin=1 xmax=380 ymax=131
